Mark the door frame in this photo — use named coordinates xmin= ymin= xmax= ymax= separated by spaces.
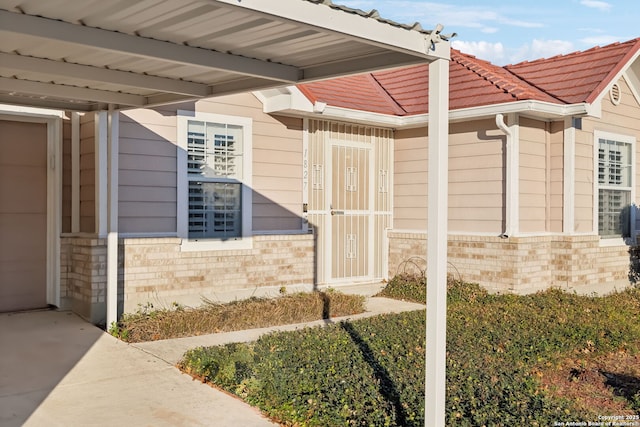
xmin=0 ymin=105 xmax=63 ymax=308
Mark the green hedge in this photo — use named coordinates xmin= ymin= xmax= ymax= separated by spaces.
xmin=180 ymin=282 xmax=640 ymax=426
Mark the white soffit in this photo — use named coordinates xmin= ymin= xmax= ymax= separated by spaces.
xmin=0 ymin=0 xmax=451 ymax=111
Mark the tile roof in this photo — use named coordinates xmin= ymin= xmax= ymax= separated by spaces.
xmin=298 ymin=38 xmax=640 ymax=116
xmin=504 ymin=38 xmax=640 ymax=104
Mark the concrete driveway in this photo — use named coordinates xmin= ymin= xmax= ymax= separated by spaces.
xmin=0 ymin=310 xmax=277 ymax=427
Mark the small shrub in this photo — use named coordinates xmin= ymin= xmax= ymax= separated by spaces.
xmin=114 ymin=291 xmax=365 ymax=342
xmin=376 ymin=273 xmax=426 ymax=303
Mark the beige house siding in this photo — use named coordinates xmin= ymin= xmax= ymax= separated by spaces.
xmin=449 ymin=119 xmax=504 ymax=234
xmin=79 ymin=112 xmax=96 ymax=233
xmin=519 ymin=117 xmax=548 ymax=233
xmin=393 ymin=127 xmax=428 ymax=230
xmin=118 ymin=109 xmax=178 ymax=234
xmin=394 ymin=120 xmax=504 ymax=234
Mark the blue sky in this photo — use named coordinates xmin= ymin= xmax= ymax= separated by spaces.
xmin=338 ymin=0 xmax=638 ymax=65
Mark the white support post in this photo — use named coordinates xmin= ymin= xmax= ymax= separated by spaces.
xmin=563 ymin=117 xmax=576 ymax=234
xmin=71 ymin=112 xmax=80 ymax=233
xmin=426 ymin=57 xmax=449 ymax=427
xmin=95 ymin=111 xmax=108 ymax=238
xmin=106 ymin=107 xmax=119 ymax=328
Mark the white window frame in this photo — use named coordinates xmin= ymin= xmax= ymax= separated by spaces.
xmin=177 ymin=110 xmax=252 ymax=251
xmin=593 ymin=130 xmax=635 ymax=245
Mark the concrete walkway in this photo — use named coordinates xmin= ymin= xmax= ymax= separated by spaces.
xmin=0 ymin=297 xmax=424 ymax=427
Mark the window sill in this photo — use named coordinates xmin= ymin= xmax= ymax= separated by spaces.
xmin=598 ymin=236 xmax=627 ymax=247
xmin=180 ymin=237 xmax=253 ymax=252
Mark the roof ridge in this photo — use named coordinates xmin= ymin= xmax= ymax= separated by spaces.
xmin=367 ymin=73 xmax=408 ymax=116
xmin=584 ymin=37 xmax=640 ymax=103
xmin=452 ymin=50 xmax=559 ymax=102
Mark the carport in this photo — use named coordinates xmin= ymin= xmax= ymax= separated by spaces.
xmin=0 ymin=0 xmax=450 ymax=424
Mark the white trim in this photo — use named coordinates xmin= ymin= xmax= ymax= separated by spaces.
xmin=593 ymin=130 xmax=637 ymax=238
xmin=253 ymin=229 xmax=311 ymax=236
xmin=106 ymin=108 xmax=119 ymax=327
xmin=563 ymin=118 xmax=576 ymax=233
xmin=71 ymin=112 xmax=80 ymax=233
xmin=176 ymin=110 xmax=253 ymax=249
xmin=591 ymin=47 xmax=640 ymax=107
xmin=302 ymin=117 xmax=310 ymax=232
xmin=95 ymin=112 xmax=108 ymax=238
xmin=119 ymin=232 xmax=179 ymax=239
xmin=257 ymin=88 xmax=596 ymax=129
xmin=0 ymin=108 xmax=62 ymax=308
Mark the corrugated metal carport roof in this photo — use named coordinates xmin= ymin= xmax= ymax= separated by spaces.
xmin=0 ymin=0 xmax=450 ymax=111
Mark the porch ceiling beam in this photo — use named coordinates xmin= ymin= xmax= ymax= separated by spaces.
xmin=0 ymin=77 xmax=146 ymax=107
xmin=301 ymin=51 xmax=427 ymax=82
xmin=0 ymin=9 xmax=301 ymax=84
xmin=0 ymin=53 xmax=211 ymax=97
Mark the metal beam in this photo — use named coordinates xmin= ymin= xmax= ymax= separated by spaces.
xmin=0 ymin=77 xmax=146 ymax=106
xmin=302 ymin=51 xmax=428 ymax=82
xmin=0 ymin=9 xmax=300 ymax=83
xmin=0 ymin=52 xmax=210 ymax=97
xmin=213 ymin=0 xmax=450 ymax=60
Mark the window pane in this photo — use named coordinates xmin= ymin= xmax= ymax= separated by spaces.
xmin=186 ymin=120 xmax=243 ymax=179
xmin=188 ymin=181 xmax=241 ymax=239
xmin=598 ymin=189 xmax=631 ymax=237
xmin=598 ymin=138 xmax=631 ymax=187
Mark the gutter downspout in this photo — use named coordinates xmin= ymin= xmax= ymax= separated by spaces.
xmin=496 ymin=113 xmax=518 ymax=238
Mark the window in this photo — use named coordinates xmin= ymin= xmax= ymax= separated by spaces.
xmin=178 ymin=111 xmax=252 ymax=244
xmin=596 ymin=132 xmax=634 ymax=238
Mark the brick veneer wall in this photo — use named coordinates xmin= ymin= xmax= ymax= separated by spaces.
xmin=60 ymin=236 xmax=107 ymax=323
xmin=120 ymin=234 xmax=315 ymax=312
xmin=388 ymin=231 xmax=632 ymax=294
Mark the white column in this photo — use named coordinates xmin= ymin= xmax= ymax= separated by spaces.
xmin=106 ymin=107 xmax=119 ymax=327
xmin=71 ymin=112 xmax=80 ymax=233
xmin=563 ymin=117 xmax=576 ymax=234
xmin=426 ymin=56 xmax=449 ymax=427
xmin=95 ymin=111 xmax=108 ymax=238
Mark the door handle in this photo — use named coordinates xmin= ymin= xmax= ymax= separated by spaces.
xmin=331 ymin=210 xmax=345 ymax=216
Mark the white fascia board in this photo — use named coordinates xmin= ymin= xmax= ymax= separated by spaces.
xmin=0 ymin=77 xmax=146 ymax=107
xmin=0 ymin=103 xmax=65 ymax=118
xmin=0 ymin=9 xmax=299 ymax=84
xmin=590 ymin=47 xmax=640 ymax=107
xmin=213 ymin=0 xmax=450 ymax=60
xmin=0 ymin=52 xmax=210 ymax=97
xmin=264 ymin=96 xmax=594 ymax=129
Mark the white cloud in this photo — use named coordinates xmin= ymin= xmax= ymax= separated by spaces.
xmin=580 ymin=0 xmax=612 ymax=12
xmin=452 ymin=40 xmax=506 ymax=64
xmin=579 ymin=35 xmax=622 ymax=46
xmin=508 ymin=39 xmax=575 ymax=64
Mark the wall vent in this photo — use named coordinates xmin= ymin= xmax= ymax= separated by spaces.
xmin=610 ymin=82 xmax=622 ymax=105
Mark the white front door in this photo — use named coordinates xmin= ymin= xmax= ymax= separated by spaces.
xmin=307 ymin=121 xmax=393 ymax=285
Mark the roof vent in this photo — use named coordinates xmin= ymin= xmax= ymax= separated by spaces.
xmin=610 ymin=82 xmax=622 ymax=105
